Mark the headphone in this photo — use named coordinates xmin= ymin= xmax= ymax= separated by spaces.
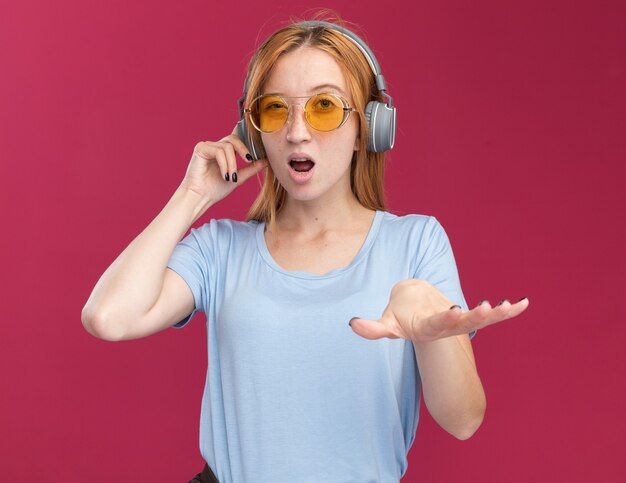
xmin=236 ymin=20 xmax=396 ymax=160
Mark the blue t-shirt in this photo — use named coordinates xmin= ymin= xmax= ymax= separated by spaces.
xmin=167 ymin=210 xmax=474 ymax=483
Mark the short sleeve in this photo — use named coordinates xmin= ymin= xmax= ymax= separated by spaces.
xmin=413 ymin=217 xmax=477 ymax=340
xmin=166 ymin=222 xmax=215 ymax=328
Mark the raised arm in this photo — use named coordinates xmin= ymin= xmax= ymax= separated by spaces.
xmin=81 ymin=134 xmax=267 ymax=341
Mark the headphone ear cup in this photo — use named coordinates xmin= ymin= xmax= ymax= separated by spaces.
xmin=364 ymin=101 xmax=397 ymax=152
xmin=236 ymin=118 xmax=265 ymax=160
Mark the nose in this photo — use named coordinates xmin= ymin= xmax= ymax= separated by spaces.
xmin=285 ymin=104 xmax=312 ymax=144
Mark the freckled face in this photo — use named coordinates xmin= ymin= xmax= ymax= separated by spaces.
xmin=260 ymin=46 xmax=359 ymax=203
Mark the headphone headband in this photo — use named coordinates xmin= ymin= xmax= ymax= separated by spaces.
xmin=296 ymin=21 xmax=390 ymax=96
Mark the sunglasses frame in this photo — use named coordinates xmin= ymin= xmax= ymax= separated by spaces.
xmin=244 ymin=93 xmax=356 ymax=133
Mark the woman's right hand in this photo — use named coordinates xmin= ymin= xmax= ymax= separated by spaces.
xmin=179 ymin=129 xmax=268 ymax=205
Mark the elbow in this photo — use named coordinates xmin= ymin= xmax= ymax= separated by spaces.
xmin=81 ymin=305 xmax=126 ymax=342
xmin=454 ymin=419 xmax=483 ymax=440
xmin=454 ymin=406 xmax=486 ymax=441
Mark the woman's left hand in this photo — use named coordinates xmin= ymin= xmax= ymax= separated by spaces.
xmin=349 ymin=279 xmax=529 ymax=342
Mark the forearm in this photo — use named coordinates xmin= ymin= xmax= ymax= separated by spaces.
xmin=82 ymin=186 xmax=212 ymax=335
xmin=413 ymin=335 xmax=486 ymax=440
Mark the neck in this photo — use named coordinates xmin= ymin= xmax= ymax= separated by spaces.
xmin=275 ymin=193 xmax=372 ymax=234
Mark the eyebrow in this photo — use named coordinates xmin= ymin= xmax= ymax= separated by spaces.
xmin=265 ymin=83 xmax=348 ymax=97
xmin=308 ymin=83 xmax=346 ymax=94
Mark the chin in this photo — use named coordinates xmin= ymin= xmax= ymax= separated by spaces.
xmin=282 ymin=186 xmax=323 ymax=202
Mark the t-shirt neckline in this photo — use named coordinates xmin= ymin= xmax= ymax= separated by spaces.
xmin=255 ymin=210 xmax=384 ymax=280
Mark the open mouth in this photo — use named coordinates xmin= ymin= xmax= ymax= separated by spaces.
xmin=289 ymin=159 xmax=315 ymax=172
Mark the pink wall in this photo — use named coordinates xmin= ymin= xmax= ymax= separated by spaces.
xmin=1 ymin=0 xmax=624 ymax=481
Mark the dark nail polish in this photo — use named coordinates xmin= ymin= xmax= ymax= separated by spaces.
xmin=449 ymin=305 xmax=462 ymax=310
xmin=245 ymin=153 xmax=253 ymax=161
xmin=349 ymin=317 xmax=360 ymax=327
xmin=497 ymin=299 xmax=509 ymax=306
xmin=224 ymin=173 xmax=229 ymax=181
xmin=232 ymin=172 xmax=238 ymax=183
xmin=518 ymin=296 xmax=528 ymax=302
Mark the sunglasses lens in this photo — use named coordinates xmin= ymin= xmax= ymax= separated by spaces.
xmin=306 ymin=94 xmax=346 ymax=131
xmin=250 ymin=95 xmax=288 ymax=132
xmin=248 ymin=94 xmax=349 ymax=132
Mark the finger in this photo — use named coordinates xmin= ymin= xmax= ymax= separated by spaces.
xmin=216 ymin=141 xmax=238 ymax=182
xmin=499 ymin=297 xmax=530 ymax=320
xmin=194 ymin=142 xmax=228 ymax=178
xmin=193 ymin=141 xmax=221 ymax=162
xmin=513 ymin=296 xmax=530 ymax=310
xmin=212 ymin=147 xmax=229 ymax=182
xmin=223 ymin=132 xmax=255 ymax=164
xmin=349 ymin=317 xmax=396 ymax=340
xmin=420 ymin=305 xmax=468 ymax=339
xmin=464 ymin=297 xmax=529 ymax=329
xmin=234 ymin=159 xmax=269 ymax=184
xmin=482 ymin=298 xmax=529 ymax=324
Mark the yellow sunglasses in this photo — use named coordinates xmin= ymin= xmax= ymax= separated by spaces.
xmin=245 ymin=93 xmax=356 ymax=133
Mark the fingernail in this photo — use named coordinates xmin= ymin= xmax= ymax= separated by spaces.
xmin=349 ymin=317 xmax=360 ymax=327
xmin=224 ymin=173 xmax=229 ymax=181
xmin=449 ymin=305 xmax=462 ymax=310
xmin=477 ymin=300 xmax=489 ymax=307
xmin=232 ymin=172 xmax=238 ymax=183
xmin=497 ymin=299 xmax=509 ymax=306
xmin=518 ymin=296 xmax=528 ymax=302
xmin=245 ymin=153 xmax=253 ymax=161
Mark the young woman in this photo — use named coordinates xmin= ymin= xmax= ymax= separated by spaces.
xmin=82 ymin=18 xmax=529 ymax=483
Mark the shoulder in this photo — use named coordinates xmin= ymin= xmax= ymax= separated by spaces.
xmin=190 ymin=218 xmax=259 ymax=236
xmin=375 ymin=212 xmax=453 ymax=271
xmin=184 ymin=218 xmax=260 ymax=250
xmin=378 ymin=211 xmax=446 ymax=239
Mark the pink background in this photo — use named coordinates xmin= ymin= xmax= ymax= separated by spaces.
xmin=1 ymin=0 xmax=624 ymax=481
